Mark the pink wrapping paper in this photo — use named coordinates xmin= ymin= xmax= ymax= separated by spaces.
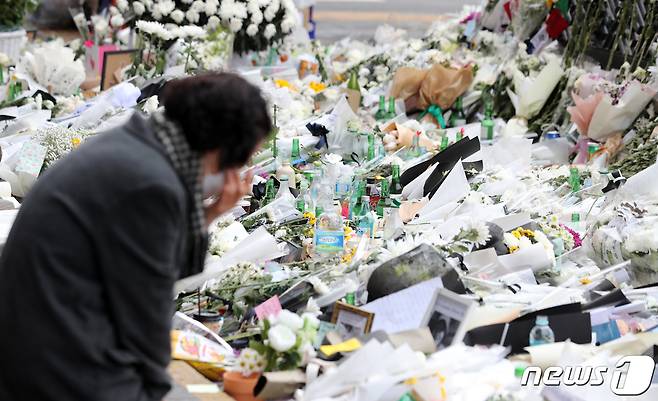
xmin=567 ymin=91 xmax=604 ymax=137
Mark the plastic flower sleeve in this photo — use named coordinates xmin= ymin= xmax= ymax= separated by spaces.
xmin=587 ymin=80 xmax=657 ymax=141
xmin=506 ymin=58 xmax=563 ymax=120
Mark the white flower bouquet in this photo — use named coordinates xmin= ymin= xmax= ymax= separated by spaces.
xmin=506 ymin=56 xmax=563 ymax=121
xmin=125 ymin=0 xmax=298 ymax=55
xmin=588 ymin=200 xmax=658 ymax=274
xmin=239 ymin=309 xmax=318 ymax=373
xmin=19 ymin=41 xmax=86 ymax=96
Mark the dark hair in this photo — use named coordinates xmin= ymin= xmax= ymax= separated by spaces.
xmin=161 ymin=73 xmax=271 ymax=169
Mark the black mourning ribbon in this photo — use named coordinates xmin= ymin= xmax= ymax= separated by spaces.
xmin=305 ymin=122 xmax=329 ymax=150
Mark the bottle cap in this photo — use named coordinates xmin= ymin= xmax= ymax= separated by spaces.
xmin=536 ymin=315 xmax=549 ymax=325
xmin=545 ymin=131 xmax=560 ymax=139
xmin=280 ymin=175 xmax=288 ymax=181
xmin=571 ymin=213 xmax=580 ymax=222
xmin=514 ymin=365 xmax=527 ymax=378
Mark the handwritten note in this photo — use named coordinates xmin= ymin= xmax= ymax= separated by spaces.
xmin=254 ymin=295 xmax=282 ymax=320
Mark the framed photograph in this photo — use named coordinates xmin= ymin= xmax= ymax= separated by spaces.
xmin=331 ymin=302 xmax=374 ymax=339
xmin=100 ymin=49 xmax=136 ymax=91
xmin=422 ymin=288 xmax=475 ymax=349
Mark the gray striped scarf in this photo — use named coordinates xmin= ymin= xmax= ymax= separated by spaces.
xmin=151 ymin=110 xmax=207 ymax=279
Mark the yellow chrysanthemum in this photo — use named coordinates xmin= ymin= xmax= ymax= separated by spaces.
xmin=512 ymin=230 xmax=522 ymax=239
xmin=309 ymin=81 xmax=326 ymax=93
xmin=509 ymin=245 xmax=519 ymax=253
xmin=275 ymin=79 xmax=297 ymax=91
xmin=404 ymin=377 xmax=418 ymax=385
xmin=580 ymin=277 xmax=592 ymax=285
xmin=71 ymin=137 xmax=81 ymax=148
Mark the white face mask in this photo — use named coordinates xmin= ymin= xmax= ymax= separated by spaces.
xmin=202 ymin=172 xmax=225 ymax=199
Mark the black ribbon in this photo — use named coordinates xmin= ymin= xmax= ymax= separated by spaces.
xmin=305 ymin=122 xmax=329 ymax=150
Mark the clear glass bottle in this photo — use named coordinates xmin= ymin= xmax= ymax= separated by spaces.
xmin=295 ymin=180 xmax=310 ymax=213
xmin=355 ymin=196 xmax=375 ymax=239
xmin=529 ymin=315 xmax=555 ymax=346
xmin=275 ymin=176 xmax=295 ymax=204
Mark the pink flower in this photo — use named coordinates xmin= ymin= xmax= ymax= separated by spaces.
xmin=560 ymin=224 xmax=582 ymax=248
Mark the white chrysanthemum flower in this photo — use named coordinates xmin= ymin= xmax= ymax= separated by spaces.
xmin=180 ymin=25 xmax=206 ymax=38
xmin=281 ymin=17 xmax=295 ymax=33
xmin=258 ymin=0 xmax=270 ymax=6
xmin=186 ymin=9 xmax=200 ymax=23
xmin=110 ymin=14 xmax=124 ymax=27
xmin=268 ymin=324 xmax=296 ymax=352
xmin=247 ymin=0 xmax=260 ymax=14
xmin=142 ymin=95 xmax=159 ymax=114
xmin=151 ymin=8 xmax=163 ymax=20
xmin=158 ymin=0 xmax=176 ymax=16
xmin=246 ymin=23 xmax=258 ymax=36
xmin=229 ymin=18 xmax=243 ymax=32
xmin=205 ymin=1 xmax=218 ymax=15
xmin=191 ymin=0 xmax=206 ymax=12
xmin=117 ymin=0 xmax=128 ymax=11
xmin=233 ymin=2 xmax=248 ymax=19
xmin=136 ymin=20 xmax=173 ymax=40
xmin=264 ymin=6 xmax=276 ymax=22
xmin=519 ymin=236 xmax=533 ymax=249
xmin=307 ymin=276 xmax=329 ymax=295
xmin=109 ymin=5 xmax=119 ymax=15
xmin=170 ymin=9 xmax=185 ymax=24
xmin=275 ymin=310 xmax=304 ymax=331
xmin=206 ymin=15 xmax=220 ymax=30
xmin=92 ymin=16 xmax=109 ymax=37
xmin=503 ymin=232 xmax=520 ymax=248
xmin=264 ymin=23 xmax=276 ymax=39
xmin=133 ymin=1 xmax=146 ymax=15
xmin=250 ymin=10 xmax=263 ymax=24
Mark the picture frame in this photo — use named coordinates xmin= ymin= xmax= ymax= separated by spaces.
xmin=100 ymin=49 xmax=137 ymax=91
xmin=331 ymin=302 xmax=374 ymax=339
xmin=421 ymin=288 xmax=476 ymax=349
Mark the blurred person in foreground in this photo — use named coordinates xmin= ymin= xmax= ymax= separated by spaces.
xmin=0 ymin=73 xmax=271 ymax=401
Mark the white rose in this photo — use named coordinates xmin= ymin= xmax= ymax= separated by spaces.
xmin=275 ymin=310 xmax=304 ymax=330
xmin=264 ymin=23 xmax=276 ymax=39
xmin=142 ymin=95 xmax=159 ymax=114
xmin=246 ymin=23 xmax=258 ymax=37
xmin=133 ymin=1 xmax=146 ymax=16
xmin=229 ymin=18 xmax=243 ymax=32
xmin=186 ymin=9 xmax=200 ymax=23
xmin=110 ymin=14 xmax=124 ymax=27
xmin=206 ymin=15 xmax=220 ymax=30
xmin=268 ymin=324 xmax=296 ymax=352
xmin=170 ymin=9 xmax=185 ymax=24
xmin=109 ymin=6 xmax=119 ymax=15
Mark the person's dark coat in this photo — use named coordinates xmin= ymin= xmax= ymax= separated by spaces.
xmin=0 ymin=112 xmax=190 ymax=401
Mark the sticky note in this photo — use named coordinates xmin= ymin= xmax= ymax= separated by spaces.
xmin=320 ymin=338 xmax=362 ymax=356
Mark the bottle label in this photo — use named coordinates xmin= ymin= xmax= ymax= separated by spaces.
xmin=315 ymin=229 xmax=345 ymax=253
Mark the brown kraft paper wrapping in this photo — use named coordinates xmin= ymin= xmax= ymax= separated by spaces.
xmin=391 ymin=64 xmax=474 ymax=112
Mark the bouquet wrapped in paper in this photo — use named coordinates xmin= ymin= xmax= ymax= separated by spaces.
xmin=568 ymin=73 xmax=657 ymax=163
xmin=390 ymin=64 xmax=473 ymax=127
xmin=18 ymin=41 xmax=85 ymax=96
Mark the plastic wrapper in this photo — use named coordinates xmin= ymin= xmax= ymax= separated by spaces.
xmin=506 ymin=57 xmax=563 ymax=120
xmin=367 ymin=243 xmax=453 ymax=302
